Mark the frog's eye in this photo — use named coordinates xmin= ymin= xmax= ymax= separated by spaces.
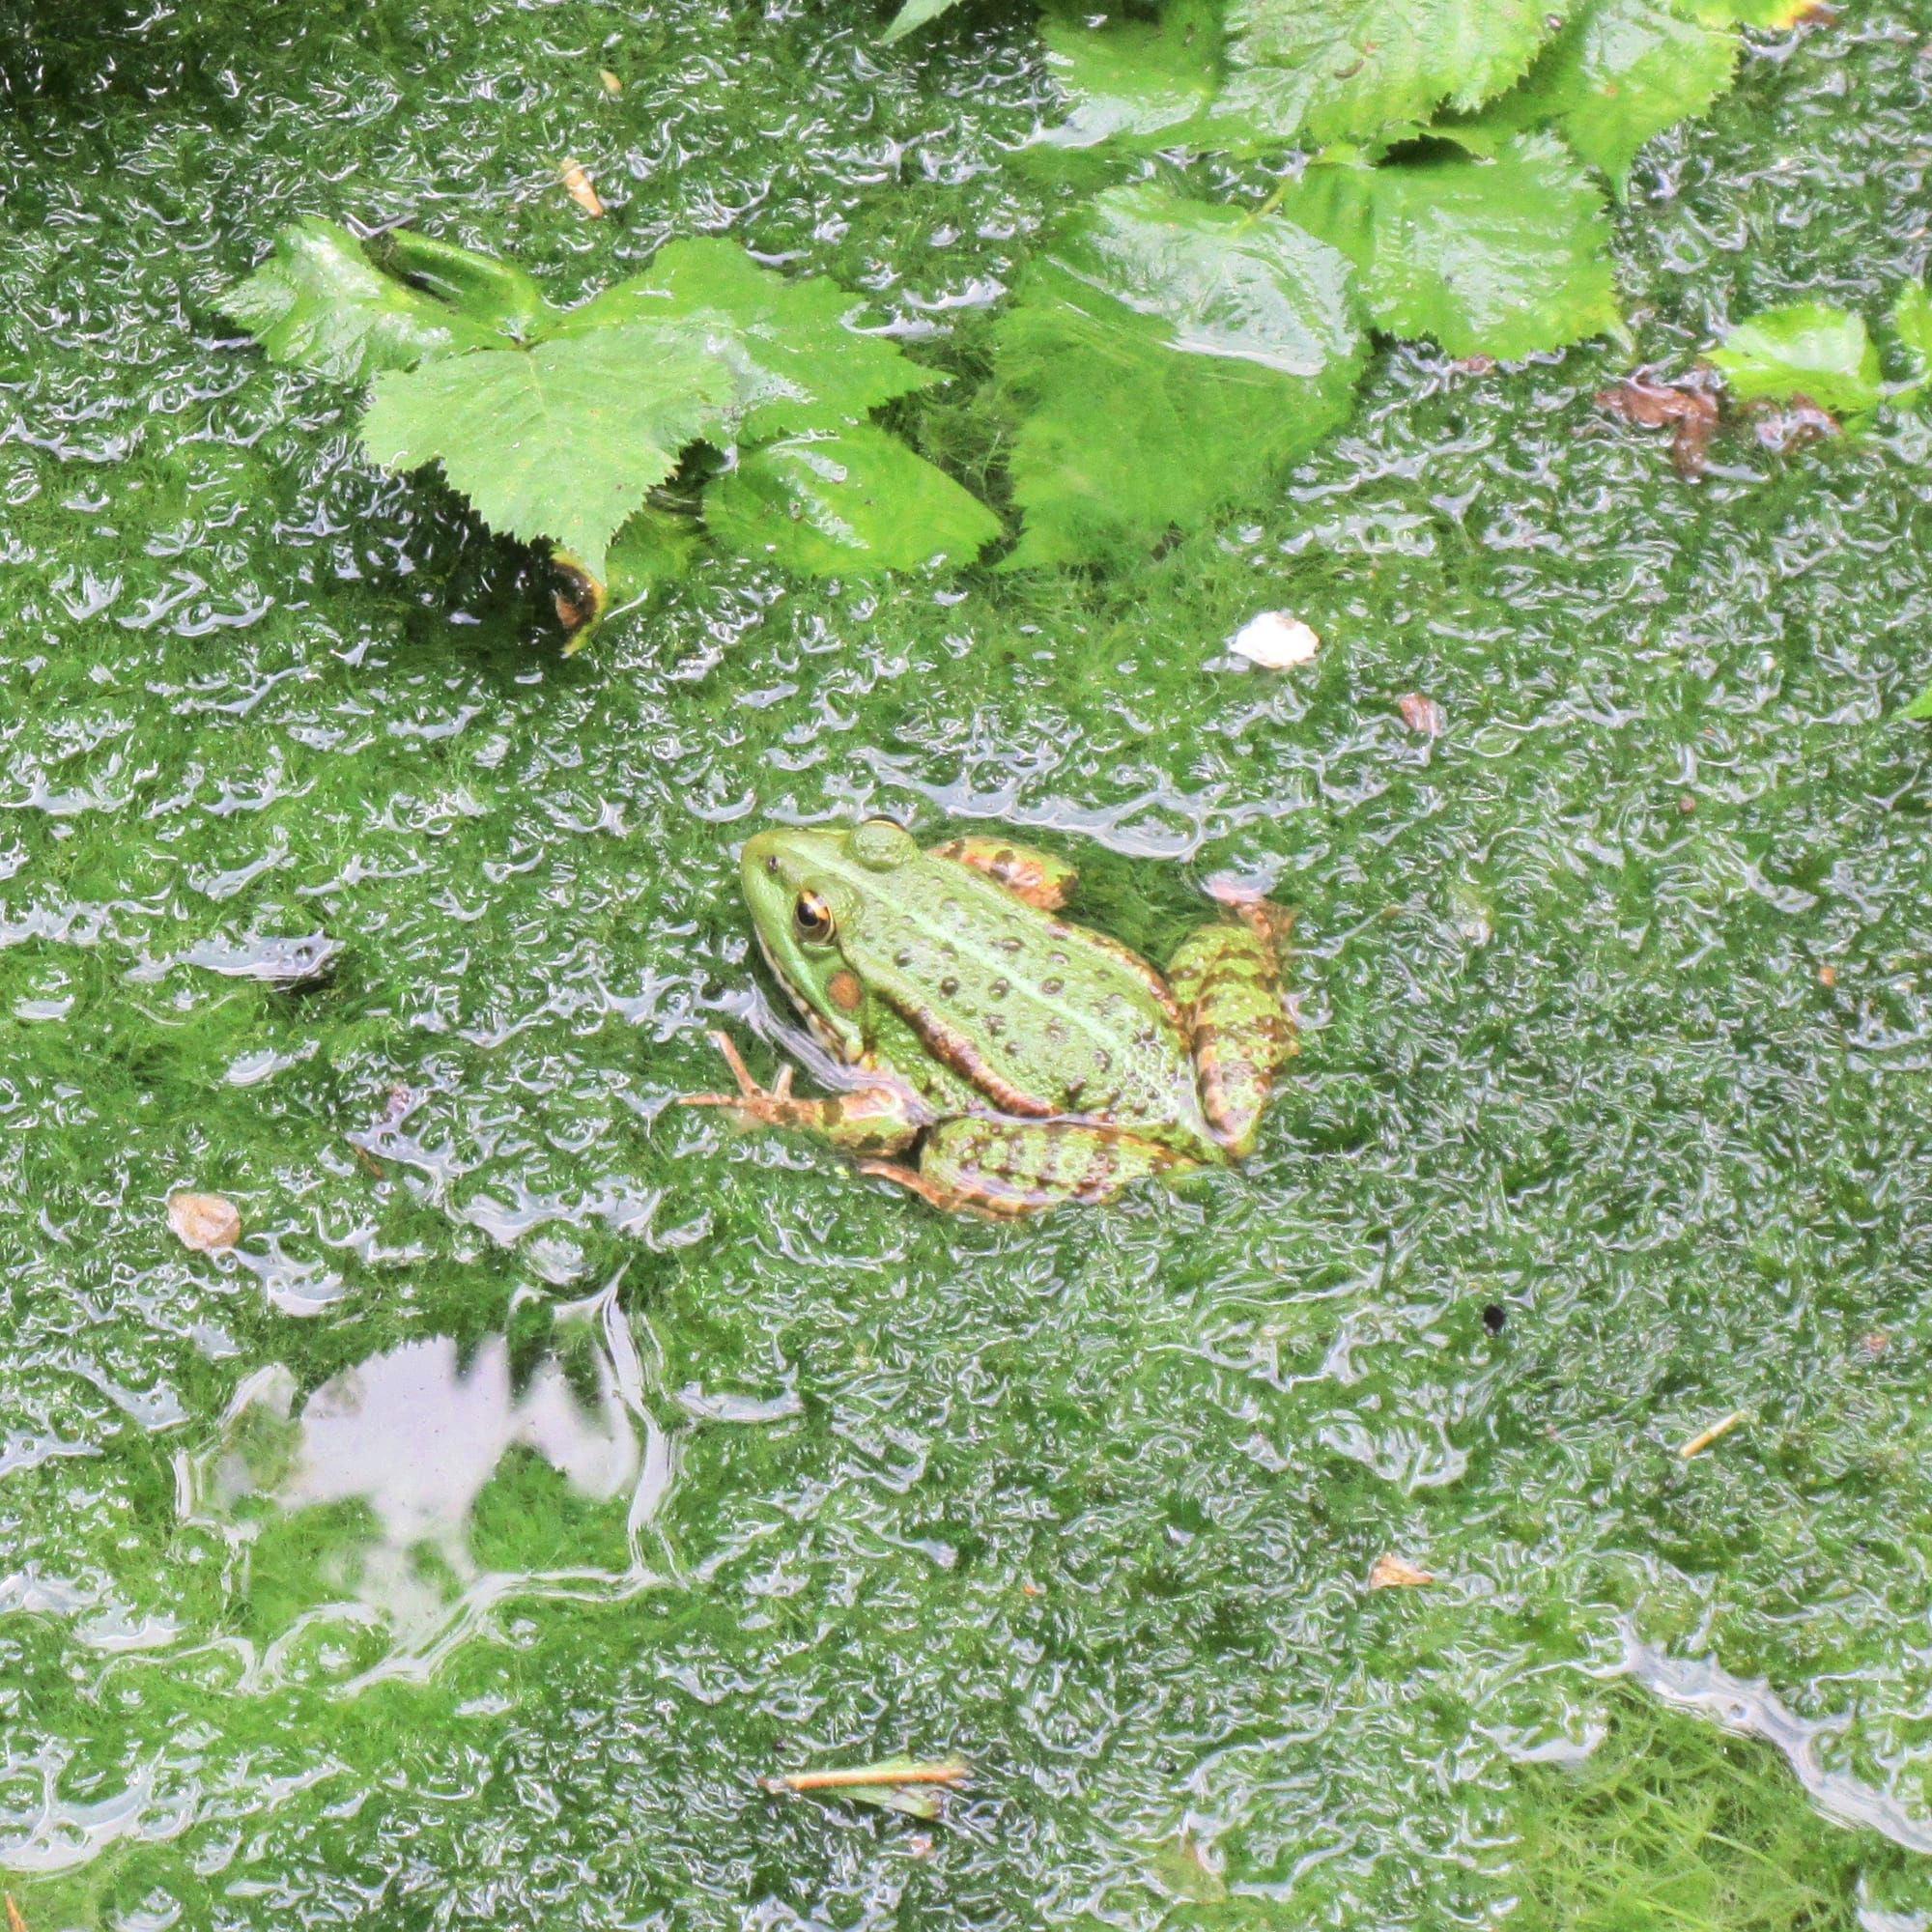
xmin=793 ymin=890 xmax=835 ymax=945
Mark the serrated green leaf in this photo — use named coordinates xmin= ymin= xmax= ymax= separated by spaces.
xmin=1219 ymin=0 xmax=1574 ymax=146
xmin=998 ymin=186 xmax=1364 ymax=567
xmin=1902 ymin=677 xmax=1932 ymax=721
xmin=370 ymin=228 xmax=557 ymax=341
xmin=1036 ymin=0 xmax=1220 ymax=149
xmin=1437 ymin=0 xmax=1739 ymax=190
xmin=1709 ymin=303 xmax=1883 ymax=416
xmin=704 ymin=424 xmax=999 ymax=575
xmin=880 ymin=0 xmax=966 ymax=41
xmin=607 ymin=506 xmax=701 ymax=588
xmin=1677 ymin=0 xmax=1817 ymax=25
xmin=541 ymin=239 xmax=938 ymax=438
xmin=1889 ymin=281 xmax=1932 ymax=386
xmin=359 ymin=327 xmax=734 ymax=576
xmin=223 ymin=219 xmax=502 ymax=384
xmin=1275 ymin=134 xmax=1620 ymax=358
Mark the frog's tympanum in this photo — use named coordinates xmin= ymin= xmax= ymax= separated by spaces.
xmin=683 ymin=820 xmax=1293 ymax=1215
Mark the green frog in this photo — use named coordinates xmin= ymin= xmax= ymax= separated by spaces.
xmin=683 ymin=819 xmax=1293 ymax=1214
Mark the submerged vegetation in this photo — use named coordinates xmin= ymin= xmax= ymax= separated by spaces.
xmin=4 ymin=0 xmax=1932 ymax=1926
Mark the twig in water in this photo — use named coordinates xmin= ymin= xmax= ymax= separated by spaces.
xmin=1680 ymin=1410 xmax=1747 ymax=1459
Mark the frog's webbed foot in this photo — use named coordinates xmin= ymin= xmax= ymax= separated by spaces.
xmin=1168 ymin=896 xmax=1294 ymax=1158
xmin=929 ymin=836 xmax=1076 ymax=912
xmin=681 ymin=1032 xmax=923 ymax=1156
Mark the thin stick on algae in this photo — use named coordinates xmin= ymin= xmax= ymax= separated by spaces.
xmin=8 ymin=1893 xmax=26 ymax=1932
xmin=764 ymin=1759 xmax=968 ymax=1794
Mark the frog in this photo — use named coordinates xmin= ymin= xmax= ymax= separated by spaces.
xmin=682 ymin=819 xmax=1294 ymax=1215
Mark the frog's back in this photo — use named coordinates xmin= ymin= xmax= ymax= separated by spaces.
xmin=844 ymin=849 xmax=1217 ymax=1151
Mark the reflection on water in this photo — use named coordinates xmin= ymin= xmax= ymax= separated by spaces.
xmin=183 ymin=1281 xmax=674 ymax=1687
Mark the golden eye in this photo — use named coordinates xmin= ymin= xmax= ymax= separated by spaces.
xmin=793 ymin=890 xmax=834 ymax=944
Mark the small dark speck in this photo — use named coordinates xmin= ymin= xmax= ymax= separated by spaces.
xmin=1482 ymin=1303 xmax=1506 ymax=1335
xmin=940 ymin=976 xmax=959 ymax=996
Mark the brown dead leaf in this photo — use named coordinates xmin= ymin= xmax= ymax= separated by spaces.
xmin=1397 ymin=693 xmax=1444 ymax=736
xmin=7 ymin=1893 xmax=26 ymax=1932
xmin=1745 ymin=393 xmax=1838 ymax=452
xmin=1818 ymin=963 xmax=1836 ymax=987
xmin=1596 ymin=373 xmax=1719 ymax=479
xmin=559 ymin=158 xmax=605 ymax=217
xmin=1368 ymin=1554 xmax=1437 ymax=1590
xmin=598 ymin=68 xmax=623 ymax=95
xmin=167 ymin=1191 xmax=240 ymax=1253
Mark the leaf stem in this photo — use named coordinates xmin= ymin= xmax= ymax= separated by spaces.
xmin=765 ymin=1758 xmax=969 ymax=1793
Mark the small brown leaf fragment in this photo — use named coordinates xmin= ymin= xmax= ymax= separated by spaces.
xmin=1679 ymin=793 xmax=1697 ymax=813
xmin=559 ymin=158 xmax=605 ymax=217
xmin=598 ymin=68 xmax=623 ymax=95
xmin=1368 ymin=1554 xmax=1436 ymax=1590
xmin=8 ymin=1892 xmax=27 ymax=1932
xmin=1818 ymin=963 xmax=1836 ymax=986
xmin=1397 ymin=692 xmax=1444 ymax=736
xmin=1449 ymin=354 xmax=1495 ymax=375
xmin=1596 ymin=373 xmax=1719 ymax=479
xmin=1746 ymin=393 xmax=1838 ymax=452
xmin=167 ymin=1191 xmax=241 ymax=1253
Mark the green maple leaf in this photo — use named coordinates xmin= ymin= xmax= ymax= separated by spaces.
xmin=359 ymin=326 xmax=734 ymax=577
xmin=1219 ymin=0 xmax=1574 ymax=145
xmin=704 ymin=424 xmax=1000 ymax=575
xmin=1036 ymin=0 xmax=1221 ymax=149
xmin=1437 ymin=0 xmax=1739 ymax=191
xmin=222 ymin=218 xmax=504 ymax=384
xmin=1709 ymin=303 xmax=1883 ymax=416
xmin=998 ymin=186 xmax=1364 ymax=567
xmin=544 ymin=238 xmax=939 ymax=438
xmin=1275 ymin=134 xmax=1620 ymax=358
xmin=880 ymin=0 xmax=968 ymax=40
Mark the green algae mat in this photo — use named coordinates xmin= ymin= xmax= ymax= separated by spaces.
xmin=4 ymin=1 xmax=1932 ymax=1925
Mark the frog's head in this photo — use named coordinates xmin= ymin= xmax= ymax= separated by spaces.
xmin=740 ymin=818 xmax=919 ymax=1059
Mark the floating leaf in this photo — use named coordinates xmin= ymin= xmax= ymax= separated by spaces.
xmin=1219 ymin=0 xmax=1571 ymax=146
xmin=360 ymin=326 xmax=734 ymax=576
xmin=222 ymin=218 xmax=502 ymax=384
xmin=705 ymin=424 xmax=999 ymax=576
xmin=1036 ymin=0 xmax=1220 ymax=148
xmin=545 ymin=238 xmax=939 ymax=437
xmin=1889 ymin=281 xmax=1932 ymax=387
xmin=370 ymin=228 xmax=555 ymax=341
xmin=1438 ymin=0 xmax=1739 ymax=190
xmin=999 ymin=186 xmax=1364 ymax=566
xmin=1709 ymin=302 xmax=1883 ymax=416
xmin=881 ymin=0 xmax=967 ymax=40
xmin=1275 ymin=134 xmax=1619 ymax=358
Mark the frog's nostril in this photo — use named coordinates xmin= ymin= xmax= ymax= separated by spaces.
xmin=765 ymin=854 xmax=780 ymax=876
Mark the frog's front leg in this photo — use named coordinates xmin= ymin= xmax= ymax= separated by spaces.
xmin=1166 ymin=895 xmax=1294 ymax=1157
xmin=862 ymin=1118 xmax=1182 ymax=1216
xmin=681 ymin=1032 xmax=924 ymax=1158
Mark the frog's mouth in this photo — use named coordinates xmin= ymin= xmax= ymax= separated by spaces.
xmin=754 ymin=925 xmax=864 ymax=1066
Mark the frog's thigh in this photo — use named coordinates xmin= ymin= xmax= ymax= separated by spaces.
xmin=867 ymin=1121 xmax=1176 ymax=1215
xmin=928 ymin=836 xmax=1076 ymax=911
xmin=1167 ymin=909 xmax=1293 ymax=1156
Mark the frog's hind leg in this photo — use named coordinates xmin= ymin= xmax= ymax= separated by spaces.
xmin=1167 ymin=897 xmax=1294 ymax=1157
xmin=928 ymin=836 xmax=1076 ymax=911
xmin=861 ymin=1120 xmax=1179 ymax=1216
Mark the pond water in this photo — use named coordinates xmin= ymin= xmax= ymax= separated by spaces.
xmin=3 ymin=1 xmax=1932 ymax=1926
